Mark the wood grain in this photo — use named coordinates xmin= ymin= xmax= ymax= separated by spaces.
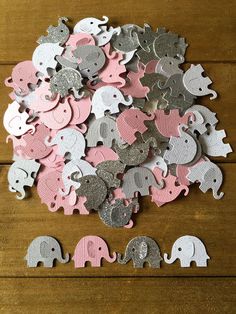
xmin=0 ymin=0 xmax=235 ymax=62
xmin=0 ymin=163 xmax=235 ymax=277
xmin=0 ymin=278 xmax=235 ymax=314
xmin=0 ymin=62 xmax=235 ymax=163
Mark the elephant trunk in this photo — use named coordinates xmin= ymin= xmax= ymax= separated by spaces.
xmin=146 ymin=112 xmax=155 ymax=121
xmin=58 ymin=252 xmax=70 ymax=264
xmin=163 ymin=252 xmax=177 ymax=264
xmin=101 ymin=16 xmax=109 ymax=25
xmin=212 ymin=188 xmax=224 ymax=200
xmin=9 ymin=185 xmax=26 ymax=200
xmin=117 ymin=252 xmax=130 ymax=264
xmin=124 ymin=95 xmax=133 ymax=107
xmin=209 ymin=90 xmax=217 ymax=100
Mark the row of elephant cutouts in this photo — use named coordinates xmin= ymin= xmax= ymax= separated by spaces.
xmin=25 ymin=234 xmax=210 ymax=268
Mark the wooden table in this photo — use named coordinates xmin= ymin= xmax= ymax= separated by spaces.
xmin=0 ymin=1 xmax=235 ymax=312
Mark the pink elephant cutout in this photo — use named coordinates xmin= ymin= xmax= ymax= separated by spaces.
xmin=48 ymin=188 xmax=89 ymax=215
xmin=116 ymin=108 xmax=155 ymax=145
xmin=72 ymin=235 xmax=116 ymax=268
xmin=5 ymin=61 xmax=39 ymax=96
xmin=66 ymin=33 xmax=95 ymax=49
xmin=85 ymin=146 xmax=118 ymax=167
xmin=68 ymin=96 xmax=91 ymax=133
xmin=14 ymin=124 xmax=52 ymax=159
xmin=38 ymin=97 xmax=72 ymax=129
xmin=37 ymin=168 xmax=65 ymax=210
xmin=30 ymin=81 xmax=60 ymax=112
xmin=99 ymin=43 xmax=126 ymax=87
xmin=150 ymin=167 xmax=189 ymax=206
xmin=122 ymin=62 xmax=149 ymax=98
xmin=154 ymin=109 xmax=195 ymax=138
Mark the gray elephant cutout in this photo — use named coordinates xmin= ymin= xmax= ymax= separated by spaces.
xmin=153 ymin=32 xmax=188 ymax=59
xmin=37 ymin=17 xmax=69 ymax=45
xmin=158 ymin=73 xmax=195 ymax=104
xmin=98 ymin=199 xmax=135 ymax=228
xmin=85 ymin=116 xmax=122 ymax=148
xmin=122 ymin=166 xmax=163 ymax=198
xmin=72 ymin=175 xmax=107 ymax=211
xmin=111 ymin=27 xmax=139 ymax=52
xmin=73 ymin=45 xmax=105 ymax=80
xmin=115 ymin=137 xmax=157 ymax=166
xmin=8 ymin=159 xmax=40 ymax=200
xmin=117 ymin=236 xmax=163 ymax=268
xmin=96 ymin=160 xmax=126 ymax=188
xmin=49 ymin=68 xmax=84 ymax=99
xmin=25 ymin=236 xmax=69 ymax=267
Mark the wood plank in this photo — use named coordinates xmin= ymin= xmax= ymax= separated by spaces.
xmin=0 ymin=163 xmax=235 ymax=277
xmin=0 ymin=278 xmax=235 ymax=314
xmin=0 ymin=0 xmax=235 ymax=62
xmin=0 ymin=63 xmax=235 ymax=163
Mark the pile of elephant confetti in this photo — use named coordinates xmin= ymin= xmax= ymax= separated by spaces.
xmin=4 ymin=17 xmax=233 ymax=268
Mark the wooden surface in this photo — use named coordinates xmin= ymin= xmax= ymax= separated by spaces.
xmin=0 ymin=0 xmax=236 ymax=313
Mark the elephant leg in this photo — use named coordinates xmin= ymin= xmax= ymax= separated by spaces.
xmin=74 ymin=259 xmax=85 ymax=268
xmin=149 ymin=259 xmax=161 ymax=268
xmin=133 ymin=259 xmax=144 ymax=268
xmin=180 ymin=259 xmax=191 ymax=267
xmin=195 ymin=258 xmax=208 ymax=267
xmin=91 ymin=259 xmax=101 ymax=267
xmin=43 ymin=259 xmax=54 ymax=267
xmin=27 ymin=258 xmax=38 ymax=267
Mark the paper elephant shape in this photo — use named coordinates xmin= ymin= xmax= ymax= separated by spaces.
xmin=45 ymin=128 xmax=86 ymax=161
xmin=72 ymin=235 xmax=116 ymax=267
xmin=8 ymin=159 xmax=40 ymax=200
xmin=117 ymin=236 xmax=162 ymax=268
xmin=25 ymin=236 xmax=69 ymax=267
xmin=164 ymin=235 xmax=210 ymax=267
xmin=91 ymin=86 xmax=133 ymax=119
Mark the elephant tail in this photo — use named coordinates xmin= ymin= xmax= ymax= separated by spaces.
xmin=163 ymin=253 xmax=176 ymax=264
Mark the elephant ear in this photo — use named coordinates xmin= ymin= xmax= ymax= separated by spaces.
xmin=182 ymin=239 xmax=195 ymax=258
xmin=100 ymin=122 xmax=108 ymax=139
xmin=40 ymin=241 xmax=51 ymax=258
xmin=134 ymin=171 xmax=143 ymax=188
xmin=101 ymin=91 xmax=112 ymax=106
xmin=139 ymin=241 xmax=148 ymax=260
xmin=64 ymin=133 xmax=77 ymax=149
xmin=87 ymin=240 xmax=96 ymax=258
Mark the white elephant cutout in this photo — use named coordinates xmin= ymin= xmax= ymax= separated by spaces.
xmin=32 ymin=43 xmax=64 ymax=77
xmin=199 ymin=125 xmax=232 ymax=158
xmin=73 ymin=16 xmax=109 ymax=35
xmin=164 ymin=235 xmax=210 ymax=267
xmin=91 ymin=86 xmax=133 ymax=119
xmin=164 ymin=125 xmax=198 ymax=165
xmin=183 ymin=64 xmax=217 ymax=99
xmin=93 ymin=26 xmax=121 ymax=46
xmin=45 ymin=128 xmax=86 ymax=161
xmin=8 ymin=159 xmax=40 ymax=199
xmin=3 ymin=101 xmax=35 ymax=136
xmin=60 ymin=159 xmax=97 ymax=195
